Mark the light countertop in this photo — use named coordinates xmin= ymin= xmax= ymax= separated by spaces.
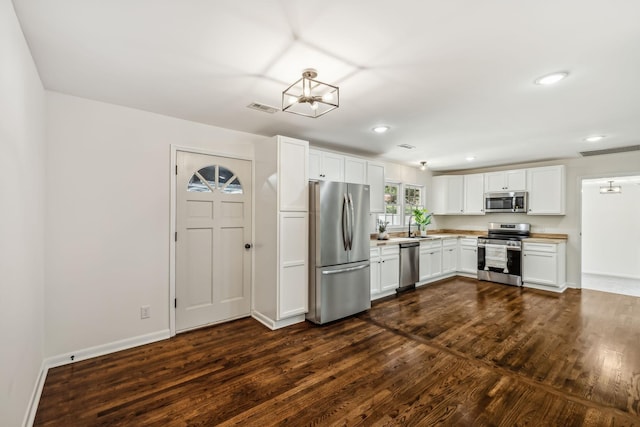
xmin=523 ymin=238 xmax=567 ymax=244
xmin=371 ymin=233 xmax=474 ymax=247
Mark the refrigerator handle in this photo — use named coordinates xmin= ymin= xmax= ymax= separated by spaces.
xmin=348 ymin=193 xmax=355 ymax=250
xmin=342 ymin=194 xmax=349 ymax=250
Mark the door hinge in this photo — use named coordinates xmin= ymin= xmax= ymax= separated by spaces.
xmin=175 ymin=165 xmax=178 ymax=175
xmin=175 ymin=232 xmax=177 ymax=242
xmin=174 ymin=298 xmax=177 ymax=308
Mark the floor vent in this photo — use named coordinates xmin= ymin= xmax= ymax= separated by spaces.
xmin=246 ymin=102 xmax=279 ymax=114
xmin=580 ymin=145 xmax=640 ymax=157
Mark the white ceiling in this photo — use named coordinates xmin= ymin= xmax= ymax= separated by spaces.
xmin=13 ymin=0 xmax=640 ymax=171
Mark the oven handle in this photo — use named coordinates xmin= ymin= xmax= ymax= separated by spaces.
xmin=477 ymin=242 xmax=521 ymax=251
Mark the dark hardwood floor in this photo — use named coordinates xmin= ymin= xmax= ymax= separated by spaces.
xmin=35 ymin=278 xmax=640 ymax=426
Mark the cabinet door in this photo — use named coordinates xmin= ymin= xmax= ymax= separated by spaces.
xmin=433 ymin=175 xmax=463 ymax=214
xmin=446 ymin=176 xmax=464 ymax=214
xmin=308 ymin=149 xmax=322 ymax=180
xmin=463 ymin=173 xmax=485 ymax=215
xmin=430 ymin=249 xmax=443 ymax=277
xmin=505 ymin=170 xmax=526 ymax=191
xmin=431 ymin=176 xmax=447 ymax=215
xmin=459 ymin=244 xmax=478 ymax=274
xmin=522 ymin=251 xmax=557 ymax=286
xmin=370 ymin=249 xmax=381 ymax=295
xmin=344 ymin=156 xmax=367 ymax=184
xmin=380 ymin=254 xmax=399 ymax=291
xmin=279 ymin=137 xmax=308 ymax=212
xmin=322 ymin=152 xmax=345 ymax=181
xmin=419 ymin=248 xmax=431 ymax=281
xmin=442 ymin=246 xmax=457 ymax=273
xmin=484 ymin=172 xmax=506 ymax=192
xmin=527 ymin=166 xmax=565 ymax=215
xmin=278 ymin=213 xmax=308 ymax=318
xmin=367 ymin=162 xmax=385 ymax=213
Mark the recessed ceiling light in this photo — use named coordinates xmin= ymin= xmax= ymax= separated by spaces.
xmin=372 ymin=125 xmax=390 ymax=134
xmin=534 ymin=71 xmax=569 ymax=85
xmin=465 ymin=156 xmax=475 ymax=161
xmin=584 ymin=135 xmax=605 ymax=142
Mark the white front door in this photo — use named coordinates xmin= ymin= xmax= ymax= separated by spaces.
xmin=176 ymin=151 xmax=252 ymax=332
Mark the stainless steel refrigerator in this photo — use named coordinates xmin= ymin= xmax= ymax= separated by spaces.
xmin=307 ymin=181 xmax=371 ymax=324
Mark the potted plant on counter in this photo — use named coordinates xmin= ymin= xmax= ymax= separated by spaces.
xmin=412 ymin=207 xmax=432 ymax=237
xmin=377 ymin=219 xmax=390 ymax=240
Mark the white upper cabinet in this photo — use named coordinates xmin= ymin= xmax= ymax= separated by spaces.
xmin=484 ymin=169 xmax=526 ymax=192
xmin=308 ymin=149 xmax=322 ymax=181
xmin=433 ymin=174 xmax=484 ymax=215
xmin=463 ymin=173 xmax=485 ymax=215
xmin=432 ymin=175 xmax=463 ymax=214
xmin=279 ymin=137 xmax=309 ymax=212
xmin=344 ymin=155 xmax=367 ymax=184
xmin=527 ymin=165 xmax=566 ymax=215
xmin=367 ymin=161 xmax=385 ymax=213
xmin=309 ymin=149 xmax=345 ymax=181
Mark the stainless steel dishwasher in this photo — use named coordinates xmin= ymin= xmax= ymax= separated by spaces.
xmin=398 ymin=241 xmax=420 ymax=292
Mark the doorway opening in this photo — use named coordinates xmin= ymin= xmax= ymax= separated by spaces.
xmin=581 ymin=175 xmax=640 ymax=296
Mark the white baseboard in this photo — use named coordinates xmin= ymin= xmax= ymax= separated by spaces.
xmin=23 ymin=329 xmax=170 ymax=427
xmin=523 ymin=282 xmax=568 ymax=293
xmin=44 ymin=329 xmax=171 ymax=369
xmin=22 ymin=359 xmax=47 ymax=427
xmin=251 ymin=310 xmax=305 ymax=330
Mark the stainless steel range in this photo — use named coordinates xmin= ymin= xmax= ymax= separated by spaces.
xmin=477 ymin=223 xmax=530 ymax=286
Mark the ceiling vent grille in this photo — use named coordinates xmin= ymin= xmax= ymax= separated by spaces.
xmin=247 ymin=102 xmax=279 ymax=114
xmin=397 ymin=144 xmax=416 ymax=150
xmin=580 ymin=145 xmax=640 ymax=157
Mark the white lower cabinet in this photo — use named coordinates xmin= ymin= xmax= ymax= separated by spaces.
xmin=370 ymin=246 xmax=399 ymax=299
xmin=442 ymin=239 xmax=458 ymax=274
xmin=278 ymin=212 xmax=308 ymax=318
xmin=522 ymin=241 xmax=566 ymax=292
xmin=458 ymin=238 xmax=478 ymax=275
xmin=419 ymin=240 xmax=442 ymax=283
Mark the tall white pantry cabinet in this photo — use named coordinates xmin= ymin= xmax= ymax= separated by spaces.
xmin=253 ymin=136 xmax=309 ymax=329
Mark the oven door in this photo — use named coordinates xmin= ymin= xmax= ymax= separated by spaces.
xmin=477 ymin=239 xmax=522 ymax=286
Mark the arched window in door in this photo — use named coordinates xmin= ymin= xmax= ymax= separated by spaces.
xmin=187 ymin=165 xmax=243 ymax=194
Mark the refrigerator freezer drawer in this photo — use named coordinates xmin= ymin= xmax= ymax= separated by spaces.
xmin=307 ymin=261 xmax=371 ymax=324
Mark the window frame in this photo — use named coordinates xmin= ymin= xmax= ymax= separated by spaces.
xmin=378 ymin=181 xmax=425 ymax=231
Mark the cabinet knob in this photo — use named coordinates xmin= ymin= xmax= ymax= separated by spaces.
xmin=245 ymin=243 xmax=252 ymax=249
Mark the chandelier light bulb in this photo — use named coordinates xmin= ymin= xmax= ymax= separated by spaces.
xmin=322 ymin=92 xmax=334 ymax=102
xmin=310 ymin=101 xmax=318 ymax=110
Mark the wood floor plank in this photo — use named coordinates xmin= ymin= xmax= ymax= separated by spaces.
xmin=35 ymin=278 xmax=640 ymax=426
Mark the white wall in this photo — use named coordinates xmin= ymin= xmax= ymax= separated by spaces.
xmin=44 ymin=92 xmax=265 ymax=357
xmin=0 ymin=1 xmax=46 ymax=425
xmin=433 ymin=152 xmax=640 ymax=287
xmin=582 ymin=177 xmax=640 ymax=278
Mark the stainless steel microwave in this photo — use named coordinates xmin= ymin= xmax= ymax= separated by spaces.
xmin=484 ymin=191 xmax=528 ymax=213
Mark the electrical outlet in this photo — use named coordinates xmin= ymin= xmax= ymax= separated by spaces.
xmin=140 ymin=305 xmax=150 ymax=319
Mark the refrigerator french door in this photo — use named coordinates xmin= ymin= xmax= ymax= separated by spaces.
xmin=307 ymin=181 xmax=371 ymax=324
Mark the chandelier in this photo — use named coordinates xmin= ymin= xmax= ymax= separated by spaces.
xmin=282 ymin=69 xmax=339 ymax=118
xmin=600 ymin=180 xmax=622 ymax=194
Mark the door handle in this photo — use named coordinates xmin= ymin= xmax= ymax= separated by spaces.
xmin=244 ymin=243 xmax=252 ymax=249
xmin=342 ymin=194 xmax=349 ymax=250
xmin=348 ymin=193 xmax=355 ymax=250
xmin=322 ymin=264 xmax=368 ymax=275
